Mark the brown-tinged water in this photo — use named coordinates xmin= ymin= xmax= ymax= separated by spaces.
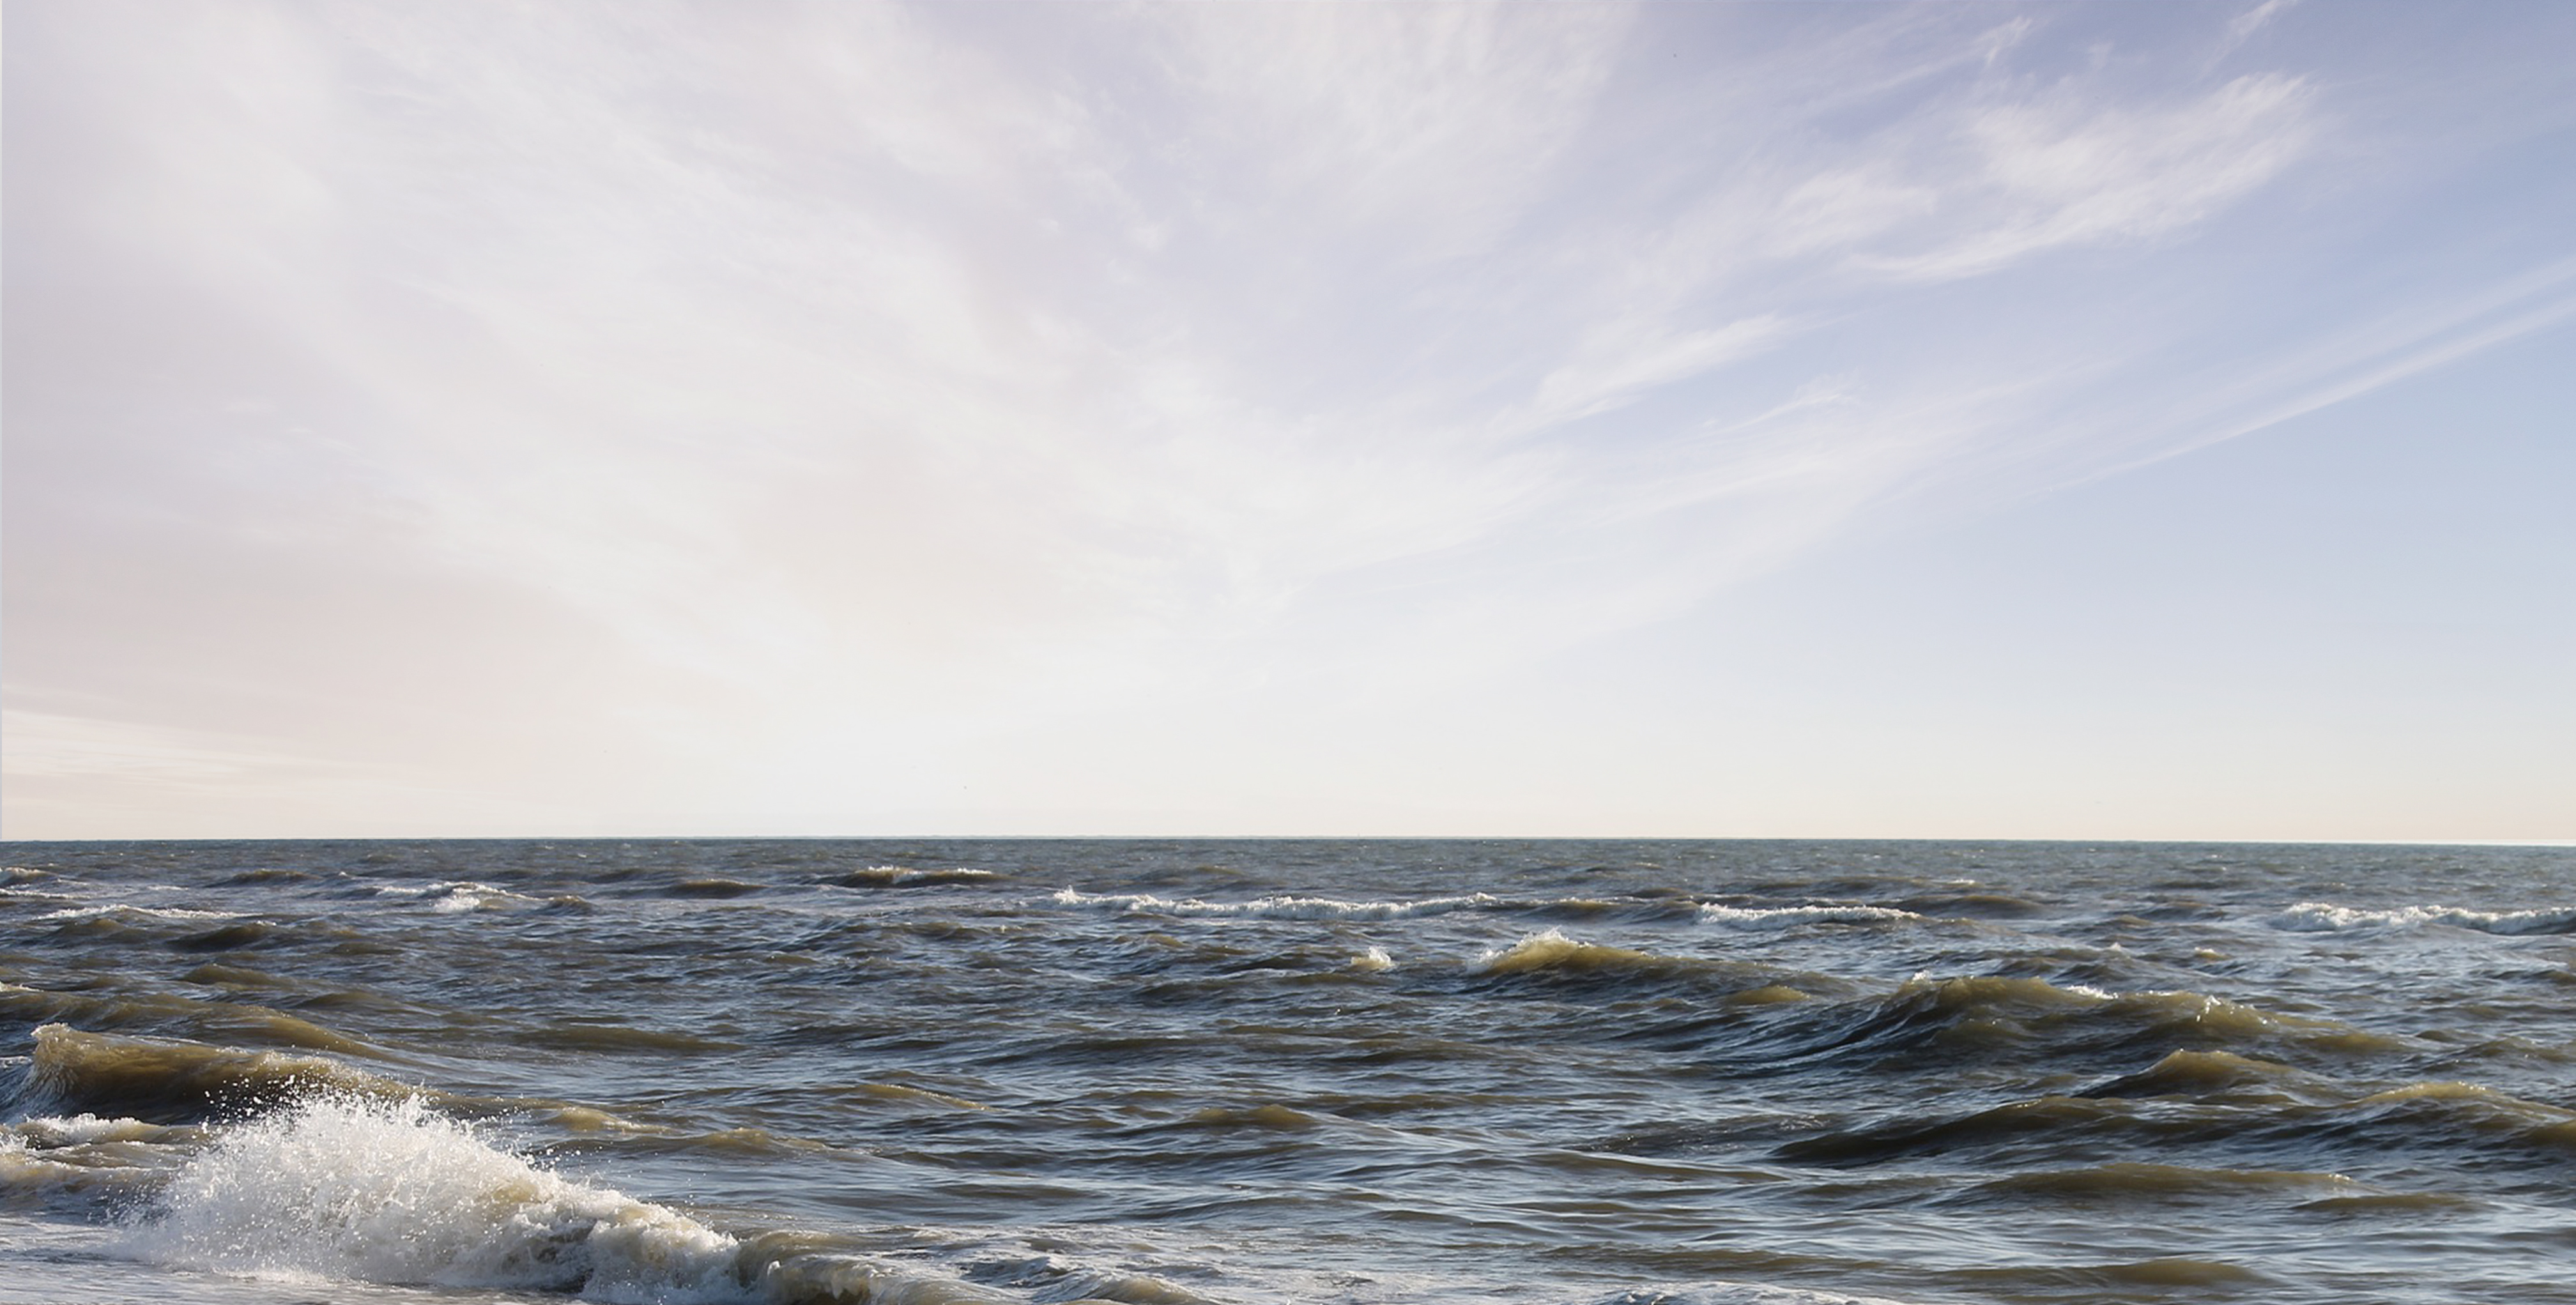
xmin=4 ymin=839 xmax=2573 ymax=1304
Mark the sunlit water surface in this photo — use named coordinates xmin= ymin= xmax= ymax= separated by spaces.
xmin=4 ymin=839 xmax=2572 ymax=1304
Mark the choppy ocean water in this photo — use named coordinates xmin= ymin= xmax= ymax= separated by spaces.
xmin=3 ymin=838 xmax=2572 ymax=1305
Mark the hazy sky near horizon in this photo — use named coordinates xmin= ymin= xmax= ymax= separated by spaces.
xmin=6 ymin=0 xmax=2572 ymax=841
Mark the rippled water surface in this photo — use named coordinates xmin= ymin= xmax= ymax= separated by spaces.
xmin=4 ymin=838 xmax=2573 ymax=1304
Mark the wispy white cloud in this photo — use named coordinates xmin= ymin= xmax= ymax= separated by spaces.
xmin=1529 ymin=316 xmax=1794 ymax=426
xmin=2220 ymin=0 xmax=2302 ymax=57
xmin=1865 ymin=72 xmax=2317 ymax=280
xmin=7 ymin=0 xmax=2568 ymax=835
xmin=1769 ymin=167 xmax=1943 ymax=259
xmin=1144 ymin=2 xmax=1632 ymax=252
xmin=2111 ymin=254 xmax=2576 ymax=475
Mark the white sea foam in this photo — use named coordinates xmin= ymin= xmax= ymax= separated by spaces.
xmin=9 ymin=1113 xmax=185 ymax=1147
xmin=1473 ymin=929 xmax=1668 ymax=976
xmin=34 ymin=903 xmax=241 ymax=924
xmin=375 ymin=881 xmax=542 ymax=912
xmin=1588 ymin=1285 xmax=1943 ymax=1305
xmin=125 ymin=1094 xmax=752 ymax=1303
xmin=1351 ymin=946 xmax=1396 ymax=973
xmin=2271 ymin=901 xmax=2576 ymax=935
xmin=1051 ymin=888 xmax=1506 ymax=920
xmin=1696 ymin=903 xmax=1922 ymax=928
xmin=2 ymin=1113 xmax=194 ymax=1207
xmin=1590 ymin=1283 xmax=1944 ymax=1305
xmin=0 ymin=888 xmax=82 ymax=908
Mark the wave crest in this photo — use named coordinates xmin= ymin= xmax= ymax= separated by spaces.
xmin=1474 ymin=929 xmax=1669 ymax=976
xmin=1698 ymin=903 xmax=1922 ymax=929
xmin=127 ymin=1093 xmax=749 ymax=1301
xmin=2271 ymin=901 xmax=2576 ymax=935
xmin=1051 ymin=888 xmax=1504 ymax=920
xmin=17 ymin=1025 xmax=415 ymax=1124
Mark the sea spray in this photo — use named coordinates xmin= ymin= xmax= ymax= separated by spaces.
xmin=126 ymin=1093 xmax=749 ymax=1302
xmin=9 ymin=836 xmax=2575 ymax=1304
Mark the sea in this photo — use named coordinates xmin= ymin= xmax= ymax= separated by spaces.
xmin=3 ymin=838 xmax=2572 ymax=1305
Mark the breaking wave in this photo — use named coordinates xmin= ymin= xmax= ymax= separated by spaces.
xmin=125 ymin=1093 xmax=751 ymax=1301
xmin=2269 ymin=902 xmax=2576 ymax=935
xmin=1050 ymin=889 xmax=1919 ymax=929
xmin=374 ymin=881 xmax=550 ymax=913
xmin=1051 ymin=888 xmax=1508 ymax=920
xmin=35 ymin=1077 xmax=1004 ymax=1304
xmin=1696 ymin=903 xmax=1922 ymax=928
xmin=34 ymin=903 xmax=243 ymax=926
xmin=1474 ymin=929 xmax=1676 ymax=977
xmin=12 ymin=1025 xmax=420 ymax=1124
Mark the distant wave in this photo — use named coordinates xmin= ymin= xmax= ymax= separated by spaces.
xmin=373 ymin=881 xmax=549 ymax=913
xmin=1467 ymin=932 xmax=1820 ymax=1000
xmin=1782 ymin=1050 xmax=2576 ymax=1169
xmin=1050 ymin=888 xmax=1508 ymax=920
xmin=1567 ymin=1281 xmax=1949 ymax=1305
xmin=1474 ymin=929 xmax=1671 ymax=977
xmin=828 ymin=866 xmax=997 ymax=887
xmin=35 ymin=903 xmax=241 ymax=925
xmin=2270 ymin=902 xmax=2576 ymax=935
xmin=1697 ymin=903 xmax=1922 ymax=928
xmin=1050 ymin=889 xmax=1922 ymax=929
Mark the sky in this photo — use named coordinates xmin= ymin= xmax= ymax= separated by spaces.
xmin=5 ymin=0 xmax=2571 ymax=843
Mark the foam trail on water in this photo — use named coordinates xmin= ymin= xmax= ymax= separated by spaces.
xmin=1051 ymin=888 xmax=1506 ymax=920
xmin=1696 ymin=904 xmax=1922 ymax=928
xmin=125 ymin=1094 xmax=751 ymax=1303
xmin=2270 ymin=901 xmax=2576 ymax=935
xmin=35 ymin=903 xmax=242 ymax=924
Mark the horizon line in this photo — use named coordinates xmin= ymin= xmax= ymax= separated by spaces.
xmin=4 ymin=834 xmax=2568 ymax=849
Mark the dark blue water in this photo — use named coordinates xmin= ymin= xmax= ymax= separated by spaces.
xmin=5 ymin=839 xmax=2573 ymax=1304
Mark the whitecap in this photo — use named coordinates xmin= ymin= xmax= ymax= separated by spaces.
xmin=125 ymin=1094 xmax=752 ymax=1302
xmin=376 ymin=881 xmax=542 ymax=913
xmin=1666 ymin=1283 xmax=1952 ymax=1304
xmin=1588 ymin=1284 xmax=1942 ymax=1305
xmin=2271 ymin=901 xmax=2576 ymax=935
xmin=1696 ymin=904 xmax=1922 ymax=928
xmin=1473 ymin=929 xmax=1671 ymax=976
xmin=1050 ymin=888 xmax=1506 ymax=920
xmin=34 ymin=904 xmax=241 ymax=924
